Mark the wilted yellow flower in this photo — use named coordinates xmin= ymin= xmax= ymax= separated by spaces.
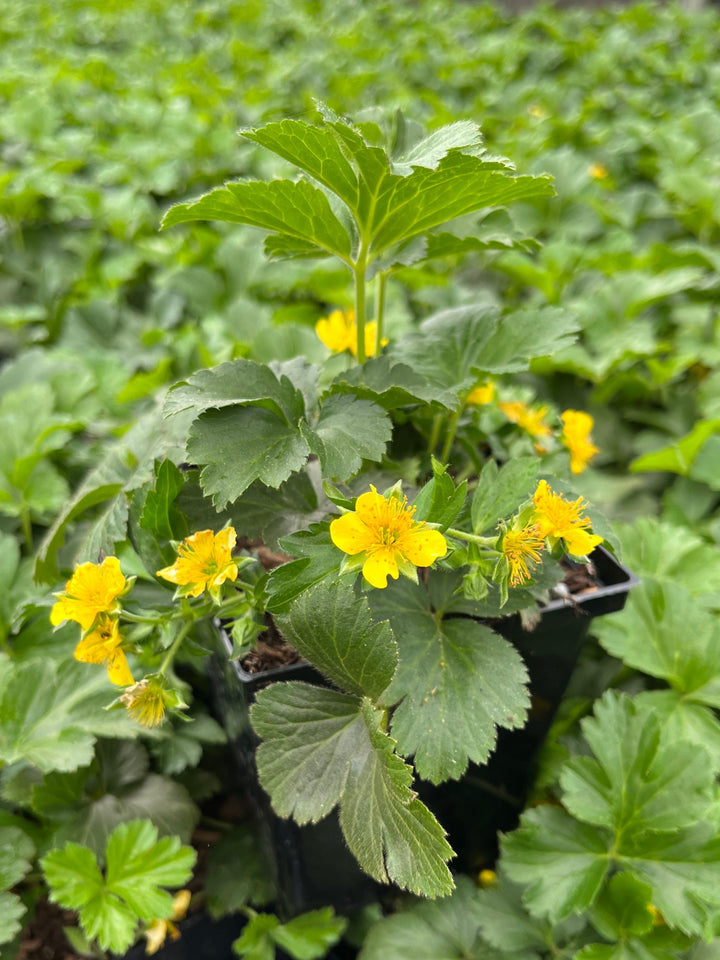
xmin=647 ymin=905 xmax=665 ymax=927
xmin=499 ymin=401 xmax=552 ymax=441
xmin=315 ymin=308 xmax=386 ymax=358
xmin=589 ymin=162 xmax=609 ymax=180
xmin=532 ymin=480 xmax=603 ymax=557
xmin=74 ymin=615 xmax=133 ymax=687
xmin=51 ymin=557 xmax=126 ymax=630
xmin=157 ymin=528 xmax=238 ymax=601
xmin=502 ymin=525 xmax=545 ymax=587
xmin=561 ymin=410 xmax=599 ymax=475
xmin=121 ymin=676 xmax=175 ymax=728
xmin=466 ymin=381 xmax=495 ymax=405
xmin=144 ymin=889 xmax=191 ymax=955
xmin=330 ymin=486 xmax=447 ymax=589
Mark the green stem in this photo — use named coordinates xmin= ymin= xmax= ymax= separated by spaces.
xmin=159 ymin=619 xmax=195 ymax=676
xmin=354 ymin=257 xmax=367 ymax=364
xmin=374 ymin=271 xmax=387 ymax=355
xmin=19 ymin=506 xmax=32 ymax=553
xmin=446 ymin=528 xmax=499 ymax=547
xmin=121 ymin=610 xmax=175 ymax=626
xmin=0 ymin=632 xmax=10 ymax=656
xmin=428 ymin=415 xmax=442 ymax=456
xmin=440 ymin=409 xmax=460 ymax=464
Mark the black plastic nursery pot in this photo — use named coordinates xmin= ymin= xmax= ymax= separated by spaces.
xmin=123 ymin=913 xmax=247 ymax=960
xmin=209 ymin=544 xmax=637 ymax=914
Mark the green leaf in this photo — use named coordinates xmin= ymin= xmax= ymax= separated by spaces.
xmin=471 ymin=458 xmax=539 ymax=534
xmin=370 ymin=577 xmax=529 ymax=782
xmin=0 ymin=826 xmax=34 ymax=889
xmin=164 ymin=359 xmax=307 ymax=425
xmin=331 ymin=356 xmax=456 ymax=411
xmin=633 ymin=690 xmax=720 ymax=769
xmin=424 ymin=231 xmax=540 ymax=259
xmin=366 ymin=154 xmax=553 ymax=256
xmin=0 ymin=659 xmax=143 ymax=773
xmin=227 ymin=465 xmax=329 ymax=552
xmin=161 ymin=179 xmax=353 ymax=262
xmin=474 ymin=875 xmax=555 ymax=953
xmin=361 ymin=876 xmax=492 ymax=959
xmin=413 ymin=459 xmax=467 ymax=530
xmin=630 ymin=419 xmax=720 ymax=476
xmin=276 ymin=580 xmax=397 ymax=700
xmin=233 ymin=913 xmax=279 ymax=960
xmin=560 ymin=693 xmax=715 ymax=839
xmin=188 ymin=406 xmax=310 ymax=509
xmin=0 ymin=891 xmax=27 ymax=946
xmin=266 ymin=524 xmax=341 ymax=614
xmin=43 ymin=820 xmax=195 ymax=953
xmin=501 ymin=806 xmax=611 ymax=921
xmin=610 ymin=518 xmax=720 ymax=595
xmin=398 ymin=121 xmax=484 ymax=168
xmin=588 ymin=874 xmax=655 ymax=941
xmin=301 ymin=394 xmax=391 ymax=481
xmin=593 ymin=582 xmax=720 ymax=706
xmin=251 ymin=683 xmax=453 ymax=896
xmin=205 ymin=825 xmax=275 ymax=918
xmin=139 ymin=459 xmax=187 ymax=542
xmin=272 ymin=908 xmax=347 ymax=960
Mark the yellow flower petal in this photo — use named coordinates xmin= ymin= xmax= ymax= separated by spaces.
xmin=401 ymin=528 xmax=448 ymax=567
xmin=362 ymin=548 xmax=399 ymax=589
xmin=51 ymin=557 xmax=126 ymax=629
xmin=107 ymin=649 xmax=134 ymax=687
xmin=144 ymin=920 xmax=168 ymax=956
xmin=562 ymin=527 xmax=604 ymax=558
xmin=316 ymin=309 xmax=355 ymax=354
xmin=467 ymin=382 xmax=494 ymax=405
xmin=499 ymin=401 xmax=552 ymax=439
xmin=561 ymin=410 xmax=599 ymax=475
xmin=330 ymin=511 xmax=375 ymax=556
xmin=74 ymin=617 xmax=133 ymax=687
xmin=532 ymin=481 xmax=603 ymax=558
xmin=157 ymin=528 xmax=238 ymax=599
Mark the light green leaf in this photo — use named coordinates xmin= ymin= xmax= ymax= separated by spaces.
xmin=0 ymin=891 xmax=27 ymax=946
xmin=474 ymin=876 xmax=554 ymax=954
xmin=277 ymin=580 xmax=397 ymax=701
xmin=0 ymin=826 xmax=34 ymax=889
xmin=206 ymin=825 xmax=275 ymax=918
xmin=398 ymin=121 xmax=484 ymax=169
xmin=471 ymin=458 xmax=539 ymax=534
xmin=360 ymin=876 xmax=489 ymax=960
xmin=588 ymin=873 xmax=655 ymax=941
xmin=634 ymin=690 xmax=720 ymax=769
xmin=413 ymin=459 xmax=467 ymax=531
xmin=188 ymin=406 xmax=310 ymax=509
xmin=593 ymin=582 xmax=720 ymax=706
xmin=630 ymin=419 xmax=720 ymax=476
xmin=251 ymin=683 xmax=453 ymax=896
xmin=501 ymin=806 xmax=610 ymax=921
xmin=301 ymin=394 xmax=391 ymax=480
xmin=424 ymin=232 xmax=540 ymax=259
xmin=272 ymin=908 xmax=347 ymax=960
xmin=161 ymin=179 xmax=353 ymax=262
xmin=474 ymin=305 xmax=579 ymax=373
xmin=611 ymin=518 xmax=720 ymax=595
xmin=233 ymin=913 xmax=279 ymax=960
xmin=560 ymin=693 xmax=715 ymax=838
xmin=0 ymin=659 xmax=143 ymax=773
xmin=370 ymin=578 xmax=529 ymax=783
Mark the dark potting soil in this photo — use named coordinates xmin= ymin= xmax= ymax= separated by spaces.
xmin=17 ymin=901 xmax=83 ymax=960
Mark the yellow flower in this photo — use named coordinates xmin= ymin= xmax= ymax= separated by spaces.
xmin=502 ymin=525 xmax=545 ymax=587
xmin=532 ymin=480 xmax=603 ymax=557
xmin=478 ymin=869 xmax=498 ymax=888
xmin=466 ymin=381 xmax=495 ymax=405
xmin=330 ymin=486 xmax=447 ymax=589
xmin=121 ymin=676 xmax=174 ymax=728
xmin=315 ymin=308 xmax=386 ymax=358
xmin=51 ymin=557 xmax=126 ymax=630
xmin=589 ymin=162 xmax=609 ymax=180
xmin=499 ymin=401 xmax=552 ymax=441
xmin=144 ymin=890 xmax=191 ymax=955
xmin=74 ymin=615 xmax=133 ymax=687
xmin=157 ymin=528 xmax=238 ymax=600
xmin=561 ymin=410 xmax=599 ymax=475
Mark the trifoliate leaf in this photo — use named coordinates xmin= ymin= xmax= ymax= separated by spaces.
xmin=360 ymin=875 xmax=490 ymax=960
xmin=301 ymin=394 xmax=391 ymax=481
xmin=251 ymin=683 xmax=453 ymax=896
xmin=560 ymin=693 xmax=715 ymax=838
xmin=42 ymin=820 xmax=196 ymax=954
xmin=370 ymin=577 xmax=529 ymax=783
xmin=276 ymin=580 xmax=397 ymax=701
xmin=161 ymin=179 xmax=353 ymax=262
xmin=188 ymin=406 xmax=311 ymax=509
